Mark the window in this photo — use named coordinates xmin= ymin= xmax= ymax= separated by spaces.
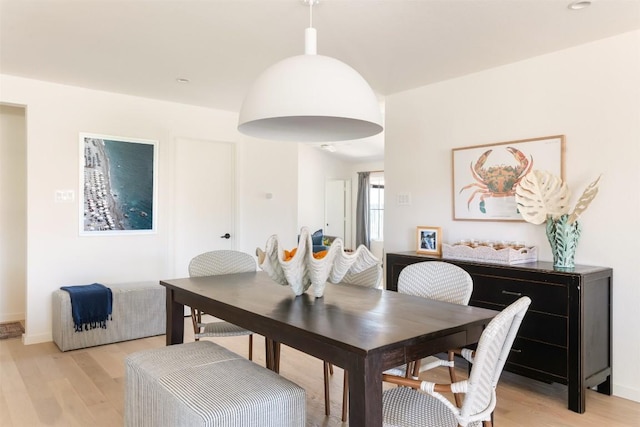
xmin=369 ymin=174 xmax=384 ymax=241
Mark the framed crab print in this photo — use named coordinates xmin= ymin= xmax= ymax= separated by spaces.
xmin=417 ymin=226 xmax=442 ymax=256
xmin=452 ymin=135 xmax=565 ymax=221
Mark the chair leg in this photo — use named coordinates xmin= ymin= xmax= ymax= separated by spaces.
xmin=323 ymin=361 xmax=331 ymax=416
xmin=190 ymin=308 xmax=200 ymax=341
xmin=411 ymin=359 xmax=421 ymax=377
xmin=248 ymin=334 xmax=253 ymax=361
xmin=342 ymin=370 xmax=349 ymax=422
xmin=448 ymin=350 xmax=463 ymax=407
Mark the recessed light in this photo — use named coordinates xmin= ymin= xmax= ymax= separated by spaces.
xmin=320 ymin=144 xmax=337 ymax=152
xmin=176 ymin=78 xmax=190 ymax=84
xmin=568 ymin=1 xmax=591 ymax=10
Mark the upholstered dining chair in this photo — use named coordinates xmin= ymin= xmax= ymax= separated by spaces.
xmin=188 ymin=250 xmax=257 ymax=359
xmin=381 ymin=296 xmax=531 ymax=427
xmin=384 ymin=261 xmax=474 ymax=406
xmin=323 ymin=264 xmax=383 ymax=421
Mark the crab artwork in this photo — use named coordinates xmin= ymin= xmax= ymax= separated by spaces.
xmin=459 ymin=147 xmax=533 ymax=214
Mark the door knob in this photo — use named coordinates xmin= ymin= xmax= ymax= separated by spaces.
xmin=220 ymin=233 xmax=231 ymax=239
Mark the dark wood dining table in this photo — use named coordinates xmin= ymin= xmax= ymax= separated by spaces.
xmin=160 ymin=271 xmax=497 ymax=427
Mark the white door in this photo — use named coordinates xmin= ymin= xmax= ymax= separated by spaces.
xmin=325 ymin=180 xmax=346 ymax=241
xmin=173 ymin=138 xmax=235 ymax=278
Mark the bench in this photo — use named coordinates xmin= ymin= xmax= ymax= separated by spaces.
xmin=52 ymin=281 xmax=165 ymax=351
xmin=125 ymin=341 xmax=306 ymax=427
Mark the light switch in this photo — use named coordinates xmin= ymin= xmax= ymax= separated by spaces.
xmin=397 ymin=193 xmax=411 ymax=206
xmin=55 ymin=190 xmax=75 ymax=203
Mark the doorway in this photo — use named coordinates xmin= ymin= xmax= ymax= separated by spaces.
xmin=0 ymin=104 xmax=27 ymax=324
xmin=325 ymin=179 xmax=351 ymax=248
xmin=173 ymin=138 xmax=236 ymax=278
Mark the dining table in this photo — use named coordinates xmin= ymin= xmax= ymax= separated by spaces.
xmin=159 ymin=271 xmax=497 ymax=427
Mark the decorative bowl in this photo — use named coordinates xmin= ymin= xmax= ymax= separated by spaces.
xmin=256 ymin=227 xmax=379 ymax=297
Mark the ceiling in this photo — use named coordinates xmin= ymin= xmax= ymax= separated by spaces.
xmin=1 ymin=0 xmax=639 ymax=162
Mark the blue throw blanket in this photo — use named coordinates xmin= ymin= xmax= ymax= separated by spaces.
xmin=60 ymin=283 xmax=113 ymax=332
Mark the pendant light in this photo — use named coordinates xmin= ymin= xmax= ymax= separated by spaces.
xmin=238 ymin=0 xmax=383 ymax=142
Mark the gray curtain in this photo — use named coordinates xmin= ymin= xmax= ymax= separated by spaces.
xmin=356 ymin=172 xmax=370 ymax=249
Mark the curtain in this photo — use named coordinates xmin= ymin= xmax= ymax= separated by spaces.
xmin=356 ymin=172 xmax=370 ymax=249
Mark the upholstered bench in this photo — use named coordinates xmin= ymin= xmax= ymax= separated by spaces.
xmin=125 ymin=341 xmax=306 ymax=427
xmin=52 ymin=281 xmax=165 ymax=351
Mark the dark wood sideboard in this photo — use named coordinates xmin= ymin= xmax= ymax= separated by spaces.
xmin=386 ymin=251 xmax=613 ymax=414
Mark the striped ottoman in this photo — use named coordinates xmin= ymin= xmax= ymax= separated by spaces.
xmin=125 ymin=341 xmax=306 ymax=427
xmin=52 ymin=281 xmax=165 ymax=351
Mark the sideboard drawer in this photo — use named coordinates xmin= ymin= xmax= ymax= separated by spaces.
xmin=471 ymin=275 xmax=568 ymax=316
xmin=518 ymin=311 xmax=566 ymax=347
xmin=509 ymin=337 xmax=567 ymax=379
xmin=472 ymin=300 xmax=567 ymax=347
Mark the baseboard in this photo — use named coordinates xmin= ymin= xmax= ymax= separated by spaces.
xmin=22 ymin=331 xmax=52 ymax=345
xmin=614 ymin=384 xmax=640 ymax=403
xmin=0 ymin=312 xmax=25 ymax=323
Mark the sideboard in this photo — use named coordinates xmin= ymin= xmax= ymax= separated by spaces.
xmin=386 ymin=251 xmax=613 ymax=414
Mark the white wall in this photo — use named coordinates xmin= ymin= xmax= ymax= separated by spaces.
xmin=238 ymin=138 xmax=299 ymax=253
xmin=0 ymin=105 xmax=27 ymax=322
xmin=384 ymin=31 xmax=640 ymax=402
xmin=0 ymin=74 xmax=299 ymax=344
xmin=297 ymin=144 xmax=352 ymax=244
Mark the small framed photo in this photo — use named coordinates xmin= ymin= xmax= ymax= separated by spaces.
xmin=416 ymin=226 xmax=442 ymax=256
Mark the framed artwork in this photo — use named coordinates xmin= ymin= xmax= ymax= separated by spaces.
xmin=79 ymin=133 xmax=158 ymax=235
xmin=416 ymin=226 xmax=442 ymax=256
xmin=452 ymin=135 xmax=565 ymax=221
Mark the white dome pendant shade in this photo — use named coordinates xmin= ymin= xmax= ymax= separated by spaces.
xmin=238 ymin=5 xmax=383 ymax=142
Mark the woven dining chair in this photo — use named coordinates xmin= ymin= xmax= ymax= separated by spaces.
xmin=188 ymin=250 xmax=257 ymax=360
xmin=381 ymin=296 xmax=531 ymax=427
xmin=323 ymin=263 xmax=383 ymax=421
xmin=383 ymin=261 xmax=474 ymax=406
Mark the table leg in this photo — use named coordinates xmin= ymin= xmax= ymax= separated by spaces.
xmin=273 ymin=341 xmax=281 ymax=373
xmin=165 ymin=288 xmax=184 ymax=345
xmin=348 ymin=355 xmax=383 ymax=426
xmin=264 ymin=338 xmax=281 ymax=373
xmin=265 ymin=338 xmax=273 ymax=370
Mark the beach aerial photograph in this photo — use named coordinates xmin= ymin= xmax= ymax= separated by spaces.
xmin=82 ymin=135 xmax=155 ymax=233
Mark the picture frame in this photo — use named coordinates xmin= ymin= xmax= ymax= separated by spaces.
xmin=79 ymin=133 xmax=158 ymax=235
xmin=416 ymin=226 xmax=442 ymax=256
xmin=452 ymin=135 xmax=565 ymax=221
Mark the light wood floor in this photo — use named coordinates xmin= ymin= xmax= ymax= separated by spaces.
xmin=1 ymin=318 xmax=638 ymax=427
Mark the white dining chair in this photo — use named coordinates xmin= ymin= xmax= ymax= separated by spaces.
xmin=385 ymin=261 xmax=473 ymax=407
xmin=381 ymin=296 xmax=531 ymax=427
xmin=188 ymin=250 xmax=257 ymax=359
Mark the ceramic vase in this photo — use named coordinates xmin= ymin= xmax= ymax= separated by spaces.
xmin=546 ymin=214 xmax=581 ymax=268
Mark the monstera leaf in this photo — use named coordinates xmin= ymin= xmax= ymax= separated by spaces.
xmin=568 ymin=175 xmax=601 ymax=224
xmin=515 ymin=170 xmax=571 ymax=224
